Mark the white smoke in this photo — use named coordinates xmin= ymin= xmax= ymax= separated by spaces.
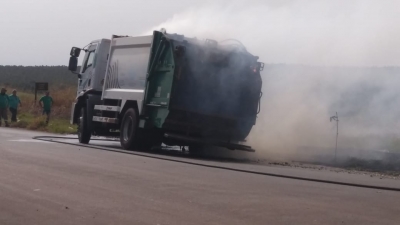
xmin=149 ymin=0 xmax=400 ymax=67
xmin=149 ymin=0 xmax=400 ymax=163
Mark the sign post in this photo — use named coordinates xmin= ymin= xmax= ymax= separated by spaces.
xmin=35 ymin=82 xmax=49 ymax=104
xmin=330 ymin=112 xmax=339 ymax=164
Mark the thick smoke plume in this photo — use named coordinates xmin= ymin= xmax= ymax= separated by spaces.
xmin=150 ymin=0 xmax=400 ymax=165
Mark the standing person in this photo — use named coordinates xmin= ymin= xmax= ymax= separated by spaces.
xmin=39 ymin=91 xmax=53 ymax=124
xmin=9 ymin=89 xmax=22 ymax=122
xmin=0 ymin=88 xmax=10 ymax=127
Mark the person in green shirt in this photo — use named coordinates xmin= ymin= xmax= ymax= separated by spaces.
xmin=9 ymin=89 xmax=22 ymax=122
xmin=39 ymin=91 xmax=53 ymax=124
xmin=0 ymin=88 xmax=10 ymax=127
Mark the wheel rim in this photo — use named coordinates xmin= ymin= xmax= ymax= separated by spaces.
xmin=123 ymin=116 xmax=134 ymax=142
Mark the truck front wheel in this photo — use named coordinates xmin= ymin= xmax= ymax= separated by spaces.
xmin=78 ymin=107 xmax=91 ymax=144
xmin=120 ymin=108 xmax=139 ymax=150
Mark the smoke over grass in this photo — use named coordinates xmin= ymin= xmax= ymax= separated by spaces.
xmin=150 ymin=1 xmax=400 ymax=166
xmin=249 ymin=65 xmax=400 ymax=164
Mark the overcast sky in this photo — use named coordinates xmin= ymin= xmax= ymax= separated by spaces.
xmin=1 ymin=0 xmax=399 ymax=66
xmin=0 ymin=0 xmax=202 ymax=66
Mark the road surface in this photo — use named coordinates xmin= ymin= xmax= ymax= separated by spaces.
xmin=0 ymin=128 xmax=399 ymax=225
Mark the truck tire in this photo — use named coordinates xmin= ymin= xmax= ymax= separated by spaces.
xmin=78 ymin=107 xmax=91 ymax=144
xmin=120 ymin=108 xmax=139 ymax=150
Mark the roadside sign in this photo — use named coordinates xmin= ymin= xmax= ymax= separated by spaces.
xmin=35 ymin=82 xmax=49 ymax=102
xmin=35 ymin=82 xmax=48 ymax=91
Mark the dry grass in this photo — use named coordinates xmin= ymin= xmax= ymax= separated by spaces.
xmin=16 ymin=87 xmax=76 ymax=119
xmin=26 ymin=116 xmax=48 ymax=130
xmin=3 ymin=86 xmax=77 ymax=134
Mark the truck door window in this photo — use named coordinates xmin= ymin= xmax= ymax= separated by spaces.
xmin=82 ymin=51 xmax=95 ymax=73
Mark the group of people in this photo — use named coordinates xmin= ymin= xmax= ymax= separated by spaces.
xmin=0 ymin=88 xmax=53 ymax=127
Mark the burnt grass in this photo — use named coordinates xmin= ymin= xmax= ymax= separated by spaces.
xmin=342 ymin=155 xmax=400 ymax=175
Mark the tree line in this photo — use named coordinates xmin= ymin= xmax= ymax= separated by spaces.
xmin=0 ymin=66 xmax=78 ymax=91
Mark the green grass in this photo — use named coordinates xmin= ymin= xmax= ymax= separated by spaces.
xmin=10 ymin=112 xmax=77 ymax=134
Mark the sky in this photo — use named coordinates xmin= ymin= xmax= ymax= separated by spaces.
xmin=0 ymin=0 xmax=399 ymax=66
xmin=0 ymin=0 xmax=201 ymax=65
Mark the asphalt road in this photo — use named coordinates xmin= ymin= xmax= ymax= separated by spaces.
xmin=1 ymin=128 xmax=400 ymax=225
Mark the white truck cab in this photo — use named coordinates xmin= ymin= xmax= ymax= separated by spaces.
xmin=76 ymin=39 xmax=110 ymax=95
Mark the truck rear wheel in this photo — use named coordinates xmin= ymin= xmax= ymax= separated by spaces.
xmin=78 ymin=107 xmax=91 ymax=144
xmin=120 ymin=108 xmax=139 ymax=150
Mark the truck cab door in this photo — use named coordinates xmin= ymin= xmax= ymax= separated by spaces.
xmin=78 ymin=44 xmax=98 ymax=94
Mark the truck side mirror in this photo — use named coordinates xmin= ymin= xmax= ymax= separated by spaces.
xmin=70 ymin=47 xmax=81 ymax=57
xmin=68 ymin=56 xmax=78 ymax=71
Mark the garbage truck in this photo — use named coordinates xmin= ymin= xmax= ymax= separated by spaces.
xmin=68 ymin=30 xmax=263 ymax=152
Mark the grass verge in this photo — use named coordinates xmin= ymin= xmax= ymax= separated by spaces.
xmin=10 ymin=112 xmax=77 ymax=134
